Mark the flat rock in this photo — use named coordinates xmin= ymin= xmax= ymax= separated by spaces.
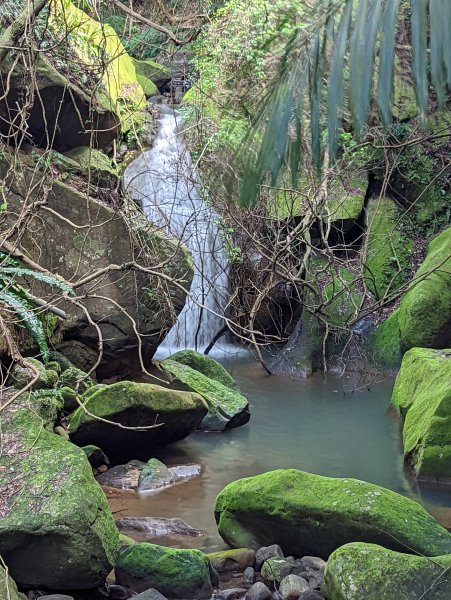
xmin=117 ymin=516 xmax=203 ymax=538
xmin=97 ymin=461 xmax=144 ymax=489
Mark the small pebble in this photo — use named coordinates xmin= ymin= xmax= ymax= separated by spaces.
xmin=255 ymin=545 xmax=284 ymax=570
xmin=279 ymin=574 xmax=310 ymax=599
xmin=244 ymin=566 xmax=256 ymax=585
xmin=245 ymin=581 xmax=272 ymax=600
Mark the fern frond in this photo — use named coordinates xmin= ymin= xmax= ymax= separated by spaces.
xmin=1 ymin=267 xmax=74 ymax=294
xmin=0 ymin=289 xmax=49 ymax=361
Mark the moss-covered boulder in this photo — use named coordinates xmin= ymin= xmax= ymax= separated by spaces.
xmin=363 ymin=198 xmax=413 ymax=300
xmin=0 ymin=566 xmax=21 ymax=600
xmin=0 ymin=390 xmax=119 ymax=590
xmin=9 ymin=358 xmax=58 ymax=390
xmin=158 ymin=359 xmax=249 ymax=431
xmin=115 ymin=542 xmax=215 ymax=598
xmin=325 ymin=542 xmax=451 ymax=600
xmin=207 ymin=548 xmax=255 ymax=574
xmin=64 ymin=147 xmax=118 ymax=187
xmin=374 ymin=227 xmax=451 ymax=364
xmin=392 ymin=348 xmax=451 ymax=480
xmin=68 ymin=381 xmax=208 ymax=461
xmin=132 ymin=58 xmax=171 ymax=90
xmin=168 ymin=350 xmax=240 ymax=391
xmin=214 ymin=470 xmax=451 ymax=559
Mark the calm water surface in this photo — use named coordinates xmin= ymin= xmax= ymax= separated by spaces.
xmin=108 ymin=350 xmax=451 ymax=551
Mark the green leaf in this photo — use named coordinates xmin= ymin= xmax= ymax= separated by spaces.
xmin=0 ymin=267 xmax=74 ymax=294
xmin=377 ymin=0 xmax=402 ymax=125
xmin=0 ymin=289 xmax=49 ymax=361
xmin=411 ymin=0 xmax=428 ymax=125
xmin=429 ymin=0 xmax=450 ymax=105
xmin=328 ymin=0 xmax=353 ymax=160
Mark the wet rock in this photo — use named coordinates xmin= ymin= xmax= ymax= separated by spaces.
xmin=261 ymin=558 xmax=293 ymax=583
xmin=208 ymin=548 xmax=255 ymax=574
xmin=300 ymin=557 xmax=326 ymax=572
xmin=245 ymin=582 xmax=272 ymax=600
xmin=279 ymin=574 xmax=310 ymax=599
xmin=115 ymin=542 xmax=214 ymax=598
xmin=299 ymin=592 xmax=325 ymax=600
xmin=255 ymin=545 xmax=284 ymax=570
xmin=217 ymin=589 xmax=247 ymax=600
xmin=243 ymin=566 xmax=256 ymax=585
xmin=134 ymin=589 xmax=169 ymax=600
xmin=215 ymin=470 xmax=451 ymax=558
xmin=69 ymin=382 xmax=207 ymax=462
xmin=325 ymin=542 xmax=451 ymax=599
xmin=158 ymin=358 xmax=250 ymax=431
xmin=97 ymin=461 xmax=144 ymax=489
xmin=108 ymin=583 xmax=137 ymax=599
xmin=138 ymin=458 xmax=172 ymax=490
xmin=117 ymin=516 xmax=203 ymax=538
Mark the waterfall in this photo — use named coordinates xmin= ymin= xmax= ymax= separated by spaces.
xmin=124 ymin=106 xmax=229 ymax=354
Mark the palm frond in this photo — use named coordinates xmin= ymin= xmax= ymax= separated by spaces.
xmin=377 ymin=0 xmax=402 ymax=125
xmin=1 ymin=266 xmax=74 ymax=294
xmin=411 ymin=0 xmax=428 ymax=125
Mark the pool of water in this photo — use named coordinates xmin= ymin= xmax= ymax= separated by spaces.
xmin=107 ymin=350 xmax=451 ymax=551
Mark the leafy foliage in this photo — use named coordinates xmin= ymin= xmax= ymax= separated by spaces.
xmin=0 ymin=254 xmax=74 ymax=361
xmin=238 ymin=0 xmax=451 ymax=207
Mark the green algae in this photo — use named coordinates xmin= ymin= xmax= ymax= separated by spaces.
xmin=214 ymin=469 xmax=451 ymax=559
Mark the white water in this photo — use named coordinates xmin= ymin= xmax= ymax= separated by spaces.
xmin=124 ymin=106 xmax=229 ymax=353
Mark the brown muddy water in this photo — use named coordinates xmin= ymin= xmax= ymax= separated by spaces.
xmin=106 ymin=349 xmax=451 ymax=552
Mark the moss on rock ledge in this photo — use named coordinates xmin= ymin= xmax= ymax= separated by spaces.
xmin=325 ymin=542 xmax=451 ymax=600
xmin=392 ymin=347 xmax=451 ymax=480
xmin=214 ymin=469 xmax=451 ymax=559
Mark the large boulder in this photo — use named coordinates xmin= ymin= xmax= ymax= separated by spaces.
xmin=115 ymin=542 xmax=215 ymax=598
xmin=392 ymin=347 xmax=451 ymax=480
xmin=68 ymin=381 xmax=208 ymax=462
xmin=0 ymin=389 xmax=119 ymax=590
xmin=168 ymin=350 xmax=240 ymax=391
xmin=214 ymin=470 xmax=451 ymax=559
xmin=132 ymin=58 xmax=171 ymax=90
xmin=158 ymin=358 xmax=249 ymax=431
xmin=0 ymin=150 xmax=193 ymax=378
xmin=324 ymin=542 xmax=451 ymax=600
xmin=374 ymin=227 xmax=451 ymax=365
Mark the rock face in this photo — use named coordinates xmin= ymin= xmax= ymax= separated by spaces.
xmin=115 ymin=542 xmax=215 ymax=598
xmin=375 ymin=227 xmax=451 ymax=365
xmin=214 ymin=470 xmax=451 ymax=559
xmin=68 ymin=381 xmax=208 ymax=462
xmin=1 ymin=150 xmax=193 ymax=378
xmin=158 ymin=357 xmax=249 ymax=431
xmin=324 ymin=542 xmax=451 ymax=600
xmin=363 ymin=198 xmax=412 ymax=300
xmin=392 ymin=347 xmax=451 ymax=480
xmin=0 ymin=390 xmax=119 ymax=590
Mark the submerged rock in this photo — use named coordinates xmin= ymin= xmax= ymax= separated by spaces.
xmin=392 ymin=347 xmax=451 ymax=480
xmin=68 ymin=382 xmax=207 ymax=461
xmin=115 ymin=542 xmax=215 ymax=598
xmin=0 ymin=391 xmax=119 ymax=590
xmin=214 ymin=470 xmax=451 ymax=559
xmin=158 ymin=358 xmax=249 ymax=431
xmin=324 ymin=542 xmax=451 ymax=599
xmin=117 ymin=517 xmax=203 ymax=538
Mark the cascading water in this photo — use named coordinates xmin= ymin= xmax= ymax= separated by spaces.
xmin=124 ymin=106 xmax=229 ymax=354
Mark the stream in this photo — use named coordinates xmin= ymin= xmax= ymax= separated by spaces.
xmin=108 ymin=349 xmax=451 ymax=552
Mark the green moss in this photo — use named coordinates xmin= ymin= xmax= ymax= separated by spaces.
xmin=392 ymin=348 xmax=451 ymax=480
xmin=364 ymin=198 xmax=413 ymax=300
xmin=214 ymin=469 xmax=451 ymax=559
xmin=64 ymin=147 xmax=118 ymax=186
xmin=132 ymin=58 xmax=170 ymax=85
xmin=9 ymin=358 xmax=58 ymax=390
xmin=372 ymin=311 xmax=402 ymax=367
xmin=168 ymin=350 xmax=240 ymax=391
xmin=136 ymin=74 xmax=157 ymax=98
xmin=158 ymin=359 xmax=249 ymax=431
xmin=0 ymin=566 xmax=21 ymax=600
xmin=58 ymin=366 xmax=94 ymax=394
xmin=115 ymin=542 xmax=214 ymax=598
xmin=326 ymin=173 xmax=367 ymax=221
xmin=325 ymin=542 xmax=451 ymax=600
xmin=323 ymin=268 xmax=363 ymax=328
xmin=68 ymin=381 xmax=207 ymax=432
xmin=0 ymin=393 xmax=119 ymax=589
xmin=206 ymin=548 xmax=255 ymax=573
